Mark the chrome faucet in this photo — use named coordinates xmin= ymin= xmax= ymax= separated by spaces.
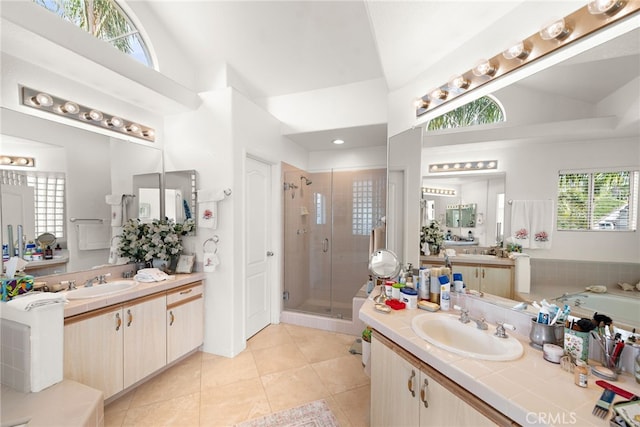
xmin=472 ymin=317 xmax=488 ymax=330
xmin=85 ymin=276 xmax=99 ymax=287
xmin=553 ymin=292 xmax=589 ymax=303
xmin=454 ymin=305 xmax=470 ymax=323
xmin=97 ymin=273 xmax=110 ymax=284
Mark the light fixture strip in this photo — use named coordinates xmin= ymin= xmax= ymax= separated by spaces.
xmin=429 ymin=160 xmax=498 ymax=173
xmin=20 ymin=86 xmax=155 ymax=142
xmin=416 ymin=2 xmax=640 ymax=117
xmin=0 ymin=155 xmax=36 ymax=167
xmin=422 ymin=187 xmax=456 ymax=196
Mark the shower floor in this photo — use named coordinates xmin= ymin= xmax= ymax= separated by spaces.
xmin=287 ymin=298 xmax=352 ymax=320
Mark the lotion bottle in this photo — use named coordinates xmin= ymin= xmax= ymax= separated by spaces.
xmin=438 ymin=275 xmax=451 ymax=311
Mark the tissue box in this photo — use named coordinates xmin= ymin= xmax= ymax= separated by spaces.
xmin=1 ymin=275 xmax=35 ymax=301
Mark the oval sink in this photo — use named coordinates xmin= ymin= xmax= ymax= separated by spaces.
xmin=455 ymin=254 xmax=498 ymax=260
xmin=411 ymin=314 xmax=523 ymax=361
xmin=66 ymin=280 xmax=139 ymax=300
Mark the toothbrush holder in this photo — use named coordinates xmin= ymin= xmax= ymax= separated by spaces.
xmin=529 ymin=318 xmax=564 ymax=349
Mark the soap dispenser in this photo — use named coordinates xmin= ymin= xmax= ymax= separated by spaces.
xmin=468 ymin=230 xmax=474 ymax=241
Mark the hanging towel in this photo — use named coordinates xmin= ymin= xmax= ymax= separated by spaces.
xmin=530 ymin=200 xmax=554 ymax=249
xmin=77 ymin=223 xmax=110 ymax=250
xmin=203 ymin=252 xmax=220 ymax=272
xmin=509 ymin=200 xmax=531 ymax=248
xmin=7 ymin=292 xmax=67 ymax=311
xmin=106 ymin=194 xmax=125 ymax=226
xmin=369 ymin=225 xmax=386 ymax=255
xmin=197 ymin=189 xmax=226 ymax=229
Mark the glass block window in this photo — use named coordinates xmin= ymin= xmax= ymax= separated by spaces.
xmin=315 ymin=192 xmax=326 ymax=225
xmin=28 ymin=173 xmax=66 ymax=238
xmin=557 ymin=169 xmax=638 ymax=231
xmin=33 ymin=0 xmax=154 ymax=68
xmin=352 ymin=177 xmax=385 ymax=236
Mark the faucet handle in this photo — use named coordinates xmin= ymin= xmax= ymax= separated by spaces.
xmin=495 ymin=322 xmax=515 ymax=338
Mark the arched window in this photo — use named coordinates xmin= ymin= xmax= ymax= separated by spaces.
xmin=33 ymin=0 xmax=153 ymax=68
xmin=427 ymin=96 xmax=505 ymax=131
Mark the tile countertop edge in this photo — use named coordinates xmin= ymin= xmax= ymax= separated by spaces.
xmin=359 ymin=299 xmax=640 ymax=427
xmin=64 ymin=272 xmax=205 ymax=318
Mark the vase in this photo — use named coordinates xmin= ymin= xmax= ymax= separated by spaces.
xmin=152 ymin=258 xmax=169 ymax=272
xmin=430 ymin=244 xmax=440 ymax=256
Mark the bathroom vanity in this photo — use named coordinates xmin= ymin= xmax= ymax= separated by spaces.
xmin=421 ymin=254 xmax=515 ymax=299
xmin=63 ymin=273 xmax=205 ymax=401
xmin=360 ymin=297 xmax=640 ymax=426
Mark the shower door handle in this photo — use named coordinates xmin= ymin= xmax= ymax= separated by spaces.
xmin=266 ymin=251 xmax=274 ymax=257
xmin=322 ymin=238 xmax=329 ymax=252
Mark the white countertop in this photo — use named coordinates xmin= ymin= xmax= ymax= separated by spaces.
xmin=64 ymin=272 xmax=205 ymax=318
xmin=359 ymin=298 xmax=640 ymax=426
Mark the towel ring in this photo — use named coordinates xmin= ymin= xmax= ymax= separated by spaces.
xmin=203 ymin=236 xmax=219 ymax=254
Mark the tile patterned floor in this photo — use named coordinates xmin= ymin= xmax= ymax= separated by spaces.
xmin=105 ymin=323 xmax=370 ymax=426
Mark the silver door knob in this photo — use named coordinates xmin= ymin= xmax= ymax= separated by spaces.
xmin=266 ymin=251 xmax=274 ymax=257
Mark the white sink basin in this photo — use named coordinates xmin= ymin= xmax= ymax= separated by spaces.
xmin=455 ymin=254 xmax=498 ymax=261
xmin=411 ymin=314 xmax=523 ymax=361
xmin=65 ymin=280 xmax=139 ymax=300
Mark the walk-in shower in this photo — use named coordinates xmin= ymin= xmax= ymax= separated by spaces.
xmin=282 ymin=164 xmax=386 ymax=320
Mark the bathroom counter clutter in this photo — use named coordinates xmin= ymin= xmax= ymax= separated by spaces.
xmin=1 ymin=380 xmax=103 ymax=427
xmin=359 ymin=298 xmax=640 ymax=426
xmin=63 ymin=272 xmax=205 ymax=317
xmin=421 ymin=254 xmax=515 ymax=267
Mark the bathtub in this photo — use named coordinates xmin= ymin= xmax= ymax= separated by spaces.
xmin=569 ymin=292 xmax=640 ymax=329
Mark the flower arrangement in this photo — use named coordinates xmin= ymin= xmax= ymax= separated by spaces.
xmin=515 ymin=228 xmax=529 ymax=239
xmin=534 ymin=231 xmax=548 ymax=242
xmin=118 ymin=218 xmax=195 ymax=262
xmin=421 ymin=220 xmax=445 ymax=249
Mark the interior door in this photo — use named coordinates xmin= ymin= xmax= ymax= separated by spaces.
xmin=245 ymin=156 xmax=273 ymax=339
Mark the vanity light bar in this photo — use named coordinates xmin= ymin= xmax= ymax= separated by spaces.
xmin=415 ymin=1 xmax=640 ymax=117
xmin=20 ymin=86 xmax=156 ymax=142
xmin=0 ymin=155 xmax=35 ymax=167
xmin=429 ymin=160 xmax=498 ymax=173
xmin=423 ymin=187 xmax=456 ymax=196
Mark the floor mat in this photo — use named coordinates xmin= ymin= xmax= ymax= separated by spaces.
xmin=235 ymin=399 xmax=339 ymax=427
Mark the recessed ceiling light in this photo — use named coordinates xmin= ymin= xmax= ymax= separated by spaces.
xmin=332 ymin=139 xmax=345 ymax=145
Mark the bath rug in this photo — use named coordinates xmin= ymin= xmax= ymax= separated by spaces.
xmin=235 ymin=399 xmax=339 ymax=427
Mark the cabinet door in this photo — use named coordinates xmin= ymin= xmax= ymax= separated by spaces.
xmin=454 ymin=264 xmax=480 ymax=291
xmin=64 ymin=306 xmax=124 ymax=399
xmin=371 ymin=336 xmax=420 ymax=427
xmin=123 ymin=295 xmax=167 ymax=388
xmin=419 ymin=369 xmax=496 ymax=427
xmin=480 ymin=266 xmax=513 ymax=298
xmin=167 ymin=295 xmax=204 ymax=364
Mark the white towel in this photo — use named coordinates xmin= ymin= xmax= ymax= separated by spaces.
xmin=7 ymin=293 xmax=67 ymax=311
xmin=77 ymin=223 xmax=110 ymax=250
xmin=510 ymin=200 xmax=531 ymax=248
xmin=529 ymin=200 xmax=554 ymax=249
xmin=197 ymin=189 xmax=226 ymax=229
xmin=203 ymin=252 xmax=220 ymax=272
xmin=106 ymin=194 xmax=124 ymax=227
xmin=369 ymin=225 xmax=386 ymax=255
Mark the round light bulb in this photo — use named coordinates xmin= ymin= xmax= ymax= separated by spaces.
xmin=126 ymin=123 xmax=141 ymax=133
xmin=60 ymin=101 xmax=79 ymax=114
xmin=430 ymin=88 xmax=448 ymax=100
xmin=472 ymin=60 xmax=496 ymax=77
xmin=540 ymin=18 xmax=570 ymax=41
xmin=33 ymin=93 xmax=53 ymax=107
xmin=89 ymin=110 xmax=103 ymax=121
xmin=332 ymin=139 xmax=344 ymax=145
xmin=503 ymin=41 xmax=529 ymax=60
xmin=107 ymin=117 xmax=124 ymax=128
xmin=449 ymin=75 xmax=469 ymax=90
xmin=587 ymin=0 xmax=623 ymax=15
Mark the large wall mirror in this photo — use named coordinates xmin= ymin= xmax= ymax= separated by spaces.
xmin=134 ymin=170 xmax=197 ymax=224
xmin=1 ymin=108 xmax=163 ymax=276
xmin=390 ymin=24 xmax=640 ymax=330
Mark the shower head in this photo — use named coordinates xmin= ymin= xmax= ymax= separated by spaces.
xmin=300 ymin=176 xmax=312 ymax=185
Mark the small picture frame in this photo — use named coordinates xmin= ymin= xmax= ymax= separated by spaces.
xmin=175 ymin=254 xmax=195 ymax=274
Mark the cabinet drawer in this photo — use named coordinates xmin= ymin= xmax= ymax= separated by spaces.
xmin=167 ymin=282 xmax=203 ymax=306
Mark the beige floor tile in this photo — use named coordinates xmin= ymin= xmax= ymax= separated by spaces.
xmin=312 ymin=354 xmax=370 ymax=394
xmin=200 ymin=377 xmax=271 ymax=426
xmin=261 ymin=365 xmax=331 ymax=412
xmin=122 ymin=392 xmax=200 ymax=426
xmin=283 ymin=323 xmax=330 ymax=340
xmin=296 ymin=332 xmax=354 ymax=363
xmin=201 ymin=350 xmax=258 ymax=389
xmin=105 ymin=390 xmax=135 ymax=415
xmin=332 ymin=384 xmax=371 ymax=427
xmin=246 ymin=324 xmax=293 ymax=351
xmin=252 ymin=342 xmax=308 ymax=376
xmin=324 ymin=395 xmax=353 ymax=427
xmin=103 ymin=409 xmax=126 ymax=427
xmin=128 ymin=353 xmax=202 ymax=408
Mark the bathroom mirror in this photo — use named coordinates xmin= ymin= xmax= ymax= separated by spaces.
xmin=444 ymin=203 xmax=477 ymax=228
xmin=164 ymin=170 xmax=197 ymax=224
xmin=1 ymin=108 xmax=163 ymax=275
xmin=369 ymin=249 xmax=401 ymax=280
xmin=388 ymin=25 xmax=640 ymax=330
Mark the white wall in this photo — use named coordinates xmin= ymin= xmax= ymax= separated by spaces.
xmin=308 ymin=145 xmax=386 ymax=172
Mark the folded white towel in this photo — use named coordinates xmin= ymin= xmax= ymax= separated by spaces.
xmin=7 ymin=293 xmax=67 ymax=311
xmin=134 ymin=268 xmax=170 ymax=282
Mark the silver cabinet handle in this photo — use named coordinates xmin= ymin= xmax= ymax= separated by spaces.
xmin=266 ymin=251 xmax=274 ymax=257
xmin=407 ymin=369 xmax=416 ymax=397
xmin=420 ymin=378 xmax=429 ymax=408
xmin=322 ymin=238 xmax=329 ymax=253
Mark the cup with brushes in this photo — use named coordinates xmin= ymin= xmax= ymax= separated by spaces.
xmin=529 ymin=299 xmax=568 ymax=350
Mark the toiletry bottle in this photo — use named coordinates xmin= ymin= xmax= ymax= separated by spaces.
xmin=453 ymin=273 xmax=464 ymax=293
xmin=439 ymin=276 xmax=451 ymax=311
xmin=574 ymin=360 xmax=588 ymax=387
xmin=44 ymin=245 xmax=53 ymax=260
xmin=366 ymin=275 xmax=374 ymax=295
xmin=430 ymin=268 xmax=440 ymax=303
xmin=468 ymin=230 xmax=473 ymax=241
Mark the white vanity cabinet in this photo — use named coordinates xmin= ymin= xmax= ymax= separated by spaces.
xmin=454 ymin=263 xmax=513 ymax=298
xmin=166 ymin=282 xmax=204 ymax=364
xmin=64 ymin=294 xmax=166 ymax=398
xmin=371 ymin=332 xmax=511 ymax=427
